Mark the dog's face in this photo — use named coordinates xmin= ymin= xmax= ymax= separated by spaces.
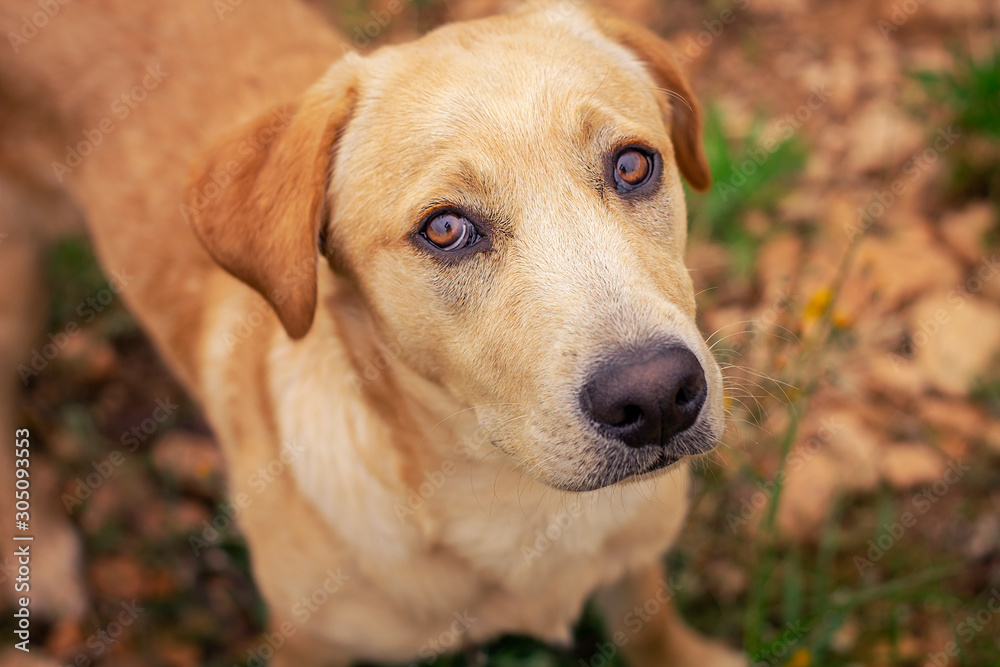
xmin=189 ymin=4 xmax=724 ymax=492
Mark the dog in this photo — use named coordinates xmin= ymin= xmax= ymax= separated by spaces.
xmin=1 ymin=1 xmax=745 ymax=664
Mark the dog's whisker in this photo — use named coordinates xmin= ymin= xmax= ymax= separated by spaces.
xmin=723 ymin=364 xmax=799 ymax=391
xmin=651 ymin=86 xmax=695 ymax=114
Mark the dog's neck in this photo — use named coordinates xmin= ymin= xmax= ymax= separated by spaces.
xmin=265 ymin=271 xmax=500 ymax=548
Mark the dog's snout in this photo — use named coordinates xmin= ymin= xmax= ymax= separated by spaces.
xmin=583 ymin=347 xmax=707 ymax=449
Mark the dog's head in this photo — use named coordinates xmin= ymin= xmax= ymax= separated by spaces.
xmin=187 ymin=3 xmax=723 ymax=492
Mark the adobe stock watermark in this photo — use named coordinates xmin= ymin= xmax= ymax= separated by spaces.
xmin=521 ymin=498 xmax=584 ymax=565
xmin=924 ymin=588 xmax=1000 ymax=666
xmin=7 ymin=0 xmax=71 ymax=54
xmin=394 ymin=429 xmax=480 ymax=524
xmin=17 ymin=268 xmax=134 ymax=385
xmin=60 ymin=600 xmax=145 ymax=667
xmin=726 ymin=416 xmax=844 ymax=533
xmin=61 ymin=397 xmax=180 ymax=511
xmin=888 ymin=253 xmax=998 ymax=371
xmin=220 ymin=256 xmax=314 ymax=351
xmin=178 ymin=107 xmax=293 ymax=224
xmin=344 ymin=330 xmax=414 ymax=392
xmin=854 ymin=460 xmax=969 ymax=575
xmin=351 ymin=0 xmax=409 ymax=48
xmin=750 ymin=621 xmax=808 ymax=666
xmin=877 ymin=0 xmax=928 ymax=40
xmin=51 ymin=66 xmax=169 ymax=182
xmin=713 ymin=286 xmax=796 ymax=363
xmin=189 ymin=439 xmax=305 ymax=555
xmin=672 ymin=0 xmax=751 ymax=66
xmin=239 ymin=568 xmax=350 ymax=667
xmin=579 ymin=577 xmax=684 ymax=667
xmin=846 ymin=126 xmax=960 ymax=241
xmin=716 ymin=84 xmax=830 ymax=203
xmin=405 ymin=611 xmax=478 ymax=666
xmin=213 ymin=0 xmax=243 ymax=20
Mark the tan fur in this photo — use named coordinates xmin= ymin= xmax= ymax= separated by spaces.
xmin=1 ymin=1 xmax=745 ymax=664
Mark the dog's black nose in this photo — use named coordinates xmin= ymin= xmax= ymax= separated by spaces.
xmin=583 ymin=347 xmax=707 ymax=448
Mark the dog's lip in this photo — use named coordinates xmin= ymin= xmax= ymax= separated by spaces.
xmin=638 ymin=450 xmax=682 ymax=476
xmin=582 ymin=451 xmax=684 ymax=491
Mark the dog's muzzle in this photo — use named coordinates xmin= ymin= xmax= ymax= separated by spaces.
xmin=582 ymin=345 xmax=709 ymax=455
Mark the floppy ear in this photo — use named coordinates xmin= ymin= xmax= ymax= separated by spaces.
xmin=590 ymin=12 xmax=711 ymax=191
xmin=184 ymin=56 xmax=359 ymax=339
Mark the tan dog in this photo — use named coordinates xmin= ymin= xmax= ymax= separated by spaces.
xmin=1 ymin=1 xmax=744 ymax=665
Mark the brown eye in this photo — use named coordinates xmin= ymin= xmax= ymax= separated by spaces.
xmin=613 ymin=148 xmax=653 ymax=191
xmin=423 ymin=212 xmax=476 ymax=251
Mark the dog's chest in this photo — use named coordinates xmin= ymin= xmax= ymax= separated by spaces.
xmin=399 ymin=457 xmax=691 ymax=642
xmin=264 ymin=327 xmax=690 ymax=651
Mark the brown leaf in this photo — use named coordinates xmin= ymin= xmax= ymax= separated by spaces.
xmin=878 ymin=442 xmax=947 ymax=489
xmin=909 ymin=296 xmax=1000 ymax=396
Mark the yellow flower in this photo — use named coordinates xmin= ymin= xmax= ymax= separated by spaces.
xmin=802 ymin=288 xmax=832 ymax=323
xmin=785 ymin=648 xmax=811 ymax=667
xmin=196 ymin=461 xmax=213 ymax=479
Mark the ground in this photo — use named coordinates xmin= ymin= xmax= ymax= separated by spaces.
xmin=1 ymin=0 xmax=999 ymax=665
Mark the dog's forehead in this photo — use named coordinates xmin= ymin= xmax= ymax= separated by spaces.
xmin=343 ymin=9 xmax=665 ymax=162
xmin=330 ymin=8 xmax=671 ymax=232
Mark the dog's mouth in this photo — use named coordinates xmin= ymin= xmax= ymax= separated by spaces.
xmin=643 ymin=450 xmax=683 ymax=474
xmin=520 ymin=420 xmax=717 ymax=493
xmin=476 ymin=341 xmax=723 ymax=492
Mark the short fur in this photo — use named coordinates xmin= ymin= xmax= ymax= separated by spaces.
xmin=0 ymin=1 xmax=744 ymax=664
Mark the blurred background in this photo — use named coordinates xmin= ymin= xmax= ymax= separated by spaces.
xmin=2 ymin=0 xmax=999 ymax=665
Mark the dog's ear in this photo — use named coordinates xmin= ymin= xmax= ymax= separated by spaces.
xmin=184 ymin=56 xmax=359 ymax=339
xmin=590 ymin=12 xmax=711 ymax=191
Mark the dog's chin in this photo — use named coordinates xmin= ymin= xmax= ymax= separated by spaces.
xmin=543 ymin=452 xmax=683 ymax=493
xmin=521 ymin=422 xmax=720 ymax=493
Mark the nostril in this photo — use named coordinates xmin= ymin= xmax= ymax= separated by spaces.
xmin=583 ymin=346 xmax=707 ymax=449
xmin=675 ymin=376 xmax=706 ymax=408
xmin=616 ymin=404 xmax=643 ymax=427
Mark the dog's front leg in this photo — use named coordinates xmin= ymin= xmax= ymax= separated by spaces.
xmin=595 ymin=563 xmax=747 ymax=667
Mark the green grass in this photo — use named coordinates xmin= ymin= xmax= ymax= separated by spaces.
xmin=686 ymin=104 xmax=807 ymax=277
xmin=970 ymin=369 xmax=1000 ymax=418
xmin=44 ymin=237 xmax=112 ymax=330
xmin=915 ymin=51 xmax=1000 ymax=141
xmin=915 ymin=49 xmax=1000 ymax=206
xmin=43 ymin=236 xmax=136 ymax=339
